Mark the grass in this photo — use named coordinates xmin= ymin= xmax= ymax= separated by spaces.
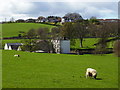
xmin=2 ymin=50 xmax=118 ymax=88
xmin=2 ymin=23 xmax=54 ymax=37
xmin=0 ymin=50 xmax=2 ymax=89
xmin=2 ymin=39 xmax=21 ymax=44
xmin=71 ymin=38 xmax=114 ymax=49
xmin=71 ymin=38 xmax=98 ymax=49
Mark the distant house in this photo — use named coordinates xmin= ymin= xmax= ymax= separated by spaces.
xmin=37 ymin=16 xmax=46 ymax=23
xmin=46 ymin=16 xmax=61 ymax=23
xmin=4 ymin=43 xmax=23 ymax=51
xmin=26 ymin=19 xmax=36 ymax=23
xmin=51 ymin=40 xmax=70 ymax=54
xmin=97 ymin=19 xmax=119 ymax=23
xmin=16 ymin=19 xmax=25 ymax=23
xmin=36 ymin=19 xmax=46 ymax=23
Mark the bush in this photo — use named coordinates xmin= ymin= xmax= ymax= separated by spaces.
xmin=113 ymin=40 xmax=120 ymax=57
xmin=94 ymin=38 xmax=108 ymax=55
xmin=35 ymin=40 xmax=55 ymax=53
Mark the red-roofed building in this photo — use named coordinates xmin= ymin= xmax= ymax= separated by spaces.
xmin=97 ymin=19 xmax=119 ymax=23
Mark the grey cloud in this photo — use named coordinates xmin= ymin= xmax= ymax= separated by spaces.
xmin=27 ymin=2 xmax=118 ymax=19
xmin=0 ymin=1 xmax=118 ymax=22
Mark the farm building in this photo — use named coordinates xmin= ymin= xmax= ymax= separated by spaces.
xmin=97 ymin=19 xmax=119 ymax=23
xmin=51 ymin=40 xmax=70 ymax=54
xmin=4 ymin=43 xmax=23 ymax=51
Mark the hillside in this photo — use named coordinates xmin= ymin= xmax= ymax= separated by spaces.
xmin=2 ymin=23 xmax=54 ymax=37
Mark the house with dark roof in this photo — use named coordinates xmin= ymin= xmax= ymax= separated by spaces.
xmin=4 ymin=43 xmax=23 ymax=51
xmin=16 ymin=19 xmax=25 ymax=23
xmin=26 ymin=19 xmax=36 ymax=23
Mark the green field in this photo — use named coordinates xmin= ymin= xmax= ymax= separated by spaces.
xmin=2 ymin=21 xmax=118 ymax=88
xmin=71 ymin=38 xmax=98 ymax=49
xmin=2 ymin=50 xmax=118 ymax=88
xmin=2 ymin=23 xmax=54 ymax=37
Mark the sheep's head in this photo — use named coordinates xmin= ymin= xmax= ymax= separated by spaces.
xmin=93 ymin=73 xmax=97 ymax=79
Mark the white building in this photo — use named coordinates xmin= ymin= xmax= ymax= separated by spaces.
xmin=51 ymin=40 xmax=70 ymax=54
xmin=61 ymin=18 xmax=65 ymax=23
xmin=4 ymin=43 xmax=23 ymax=51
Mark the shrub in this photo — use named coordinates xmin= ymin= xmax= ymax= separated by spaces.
xmin=113 ymin=40 xmax=120 ymax=57
xmin=94 ymin=38 xmax=108 ymax=55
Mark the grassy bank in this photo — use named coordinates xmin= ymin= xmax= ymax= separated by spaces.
xmin=2 ymin=23 xmax=54 ymax=37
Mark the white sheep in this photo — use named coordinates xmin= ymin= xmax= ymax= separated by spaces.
xmin=14 ymin=54 xmax=20 ymax=57
xmin=86 ymin=68 xmax=97 ymax=79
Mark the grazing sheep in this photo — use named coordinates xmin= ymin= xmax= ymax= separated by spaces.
xmin=14 ymin=54 xmax=20 ymax=57
xmin=86 ymin=68 xmax=97 ymax=79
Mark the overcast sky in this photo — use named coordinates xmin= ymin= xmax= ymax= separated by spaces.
xmin=0 ymin=0 xmax=119 ymax=22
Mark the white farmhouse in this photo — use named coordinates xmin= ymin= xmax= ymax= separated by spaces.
xmin=51 ymin=40 xmax=70 ymax=54
xmin=61 ymin=18 xmax=65 ymax=23
xmin=4 ymin=43 xmax=23 ymax=51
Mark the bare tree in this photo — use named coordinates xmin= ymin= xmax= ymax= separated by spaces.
xmin=108 ymin=22 xmax=118 ymax=37
xmin=89 ymin=22 xmax=114 ymax=54
xmin=73 ymin=22 xmax=88 ymax=48
xmin=63 ymin=13 xmax=83 ymax=22
xmin=89 ymin=16 xmax=100 ymax=25
xmin=35 ymin=40 xmax=54 ymax=53
xmin=37 ymin=27 xmax=49 ymax=39
xmin=26 ymin=29 xmax=37 ymax=39
xmin=61 ymin=22 xmax=75 ymax=40
xmin=51 ymin=26 xmax=61 ymax=39
xmin=10 ymin=17 xmax=15 ymax=22
xmin=21 ymin=28 xmax=52 ymax=52
xmin=113 ymin=40 xmax=120 ymax=57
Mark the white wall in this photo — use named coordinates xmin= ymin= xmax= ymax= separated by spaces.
xmin=51 ymin=40 xmax=61 ymax=53
xmin=61 ymin=18 xmax=65 ymax=23
xmin=4 ymin=44 xmax=12 ymax=50
xmin=17 ymin=46 xmax=21 ymax=51
xmin=4 ymin=44 xmax=8 ymax=50
xmin=60 ymin=40 xmax=70 ymax=53
xmin=8 ymin=46 xmax=12 ymax=50
xmin=51 ymin=40 xmax=70 ymax=54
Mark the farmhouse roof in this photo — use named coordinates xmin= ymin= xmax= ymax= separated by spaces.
xmin=6 ymin=43 xmax=23 ymax=46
